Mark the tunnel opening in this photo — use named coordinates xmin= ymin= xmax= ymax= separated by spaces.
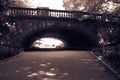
xmin=32 ymin=37 xmax=67 ymax=50
xmin=22 ymin=26 xmax=98 ymax=51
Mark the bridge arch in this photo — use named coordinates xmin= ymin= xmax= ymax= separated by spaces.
xmin=22 ymin=25 xmax=98 ymax=50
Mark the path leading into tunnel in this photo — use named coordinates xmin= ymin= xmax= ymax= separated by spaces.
xmin=0 ymin=51 xmax=117 ymax=80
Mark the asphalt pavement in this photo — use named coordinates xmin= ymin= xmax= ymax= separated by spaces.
xmin=0 ymin=51 xmax=117 ymax=80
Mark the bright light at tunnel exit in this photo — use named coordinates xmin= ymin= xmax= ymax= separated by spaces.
xmin=32 ymin=37 xmax=65 ymax=49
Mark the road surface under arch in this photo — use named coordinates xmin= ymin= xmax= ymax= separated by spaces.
xmin=0 ymin=51 xmax=117 ymax=80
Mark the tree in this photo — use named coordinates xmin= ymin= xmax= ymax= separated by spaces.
xmin=63 ymin=0 xmax=120 ymax=16
xmin=63 ymin=0 xmax=104 ymax=11
xmin=7 ymin=0 xmax=42 ymax=8
xmin=112 ymin=0 xmax=120 ymax=3
xmin=8 ymin=0 xmax=30 ymax=8
xmin=0 ymin=0 xmax=9 ymax=11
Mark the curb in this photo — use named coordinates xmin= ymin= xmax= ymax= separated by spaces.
xmin=90 ymin=52 xmax=120 ymax=79
xmin=0 ymin=50 xmax=24 ymax=64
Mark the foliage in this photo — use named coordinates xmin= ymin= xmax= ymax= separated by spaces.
xmin=63 ymin=0 xmax=120 ymax=16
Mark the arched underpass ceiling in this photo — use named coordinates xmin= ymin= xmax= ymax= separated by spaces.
xmin=22 ymin=27 xmax=98 ymax=50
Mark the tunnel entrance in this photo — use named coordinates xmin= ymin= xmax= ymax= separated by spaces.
xmin=32 ymin=37 xmax=67 ymax=49
xmin=23 ymin=26 xmax=98 ymax=51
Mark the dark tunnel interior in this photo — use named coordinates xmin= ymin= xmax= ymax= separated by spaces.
xmin=22 ymin=26 xmax=98 ymax=51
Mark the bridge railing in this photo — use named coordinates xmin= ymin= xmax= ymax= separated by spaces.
xmin=4 ymin=7 xmax=120 ymax=22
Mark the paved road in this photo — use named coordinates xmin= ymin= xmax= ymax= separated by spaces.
xmin=0 ymin=51 xmax=116 ymax=80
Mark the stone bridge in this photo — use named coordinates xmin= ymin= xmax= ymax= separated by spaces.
xmin=0 ymin=7 xmax=120 ymax=52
